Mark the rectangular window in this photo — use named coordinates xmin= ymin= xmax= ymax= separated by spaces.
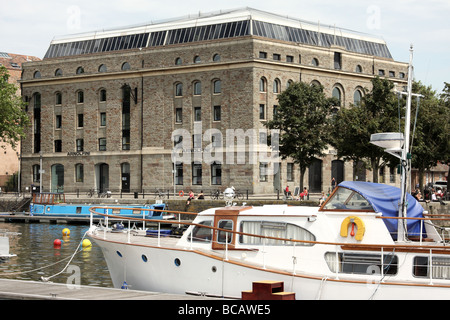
xmin=325 ymin=253 xmax=398 ymax=275
xmin=175 ymin=163 xmax=183 ymax=185
xmin=122 ymin=132 xmax=130 ymax=150
xmin=75 ymin=164 xmax=84 ymax=182
xmin=286 ymin=55 xmax=294 ymax=63
xmin=389 ymin=71 xmax=395 ymax=77
xmin=213 ymin=105 xmax=221 ymax=121
xmin=76 ymin=139 xmax=84 ymax=152
xmin=240 ymin=221 xmax=315 ymax=246
xmin=259 ymin=104 xmax=265 ymax=120
xmin=174 ymin=135 xmax=183 ymax=148
xmin=259 ymin=131 xmax=267 ymax=144
xmin=217 ymin=220 xmax=233 ymax=244
xmin=55 ymin=115 xmax=62 ymax=129
xmin=99 ymin=138 xmax=106 ymax=151
xmin=334 ymin=52 xmax=342 ymax=70
xmin=193 ymin=134 xmax=202 ymax=149
xmin=287 ymin=163 xmax=294 ymax=181
xmin=211 ymin=162 xmax=222 ymax=185
xmin=211 ymin=132 xmax=222 ymax=148
xmin=192 ymin=162 xmax=202 ymax=185
xmin=77 ymin=114 xmax=84 ymax=128
xmin=259 ymin=51 xmax=267 ymax=59
xmin=273 ymin=53 xmax=281 ymax=61
xmin=194 ymin=107 xmax=201 ymax=122
xmin=413 ymin=257 xmax=450 ymax=280
xmin=54 ymin=140 xmax=62 ymax=152
xmin=259 ymin=162 xmax=268 ymax=182
xmin=33 ymin=165 xmax=40 ymax=183
xmin=100 ymin=112 xmax=106 ymax=126
xmin=175 ymin=108 xmax=182 ymax=123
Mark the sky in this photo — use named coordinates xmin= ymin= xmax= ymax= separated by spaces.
xmin=1 ymin=0 xmax=449 ymax=92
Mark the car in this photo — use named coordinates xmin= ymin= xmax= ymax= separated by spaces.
xmin=433 ymin=180 xmax=448 ymax=191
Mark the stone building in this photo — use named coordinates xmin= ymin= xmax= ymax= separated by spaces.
xmin=19 ymin=8 xmax=408 ymax=195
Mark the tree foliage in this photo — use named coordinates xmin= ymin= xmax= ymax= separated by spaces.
xmin=265 ymin=81 xmax=337 ymax=189
xmin=0 ymin=66 xmax=29 ymax=149
xmin=329 ymin=77 xmax=400 ymax=182
xmin=409 ymin=81 xmax=449 ymax=190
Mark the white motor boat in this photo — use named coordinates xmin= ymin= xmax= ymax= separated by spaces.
xmin=87 ymin=181 xmax=450 ymax=300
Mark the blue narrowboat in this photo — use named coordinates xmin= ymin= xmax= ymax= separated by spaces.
xmin=29 ymin=193 xmax=171 ymax=220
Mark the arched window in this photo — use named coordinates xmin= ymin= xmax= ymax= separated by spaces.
xmin=273 ymin=78 xmax=281 ymax=93
xmin=175 ymin=83 xmax=183 ymax=97
xmin=76 ymin=67 xmax=84 ymax=74
xmin=259 ymin=77 xmax=267 ymax=92
xmin=213 ymin=54 xmax=221 ymax=62
xmin=287 ymin=80 xmax=293 ymax=88
xmin=77 ymin=90 xmax=84 ymax=104
xmin=332 ymin=87 xmax=342 ymax=107
xmin=99 ymin=89 xmax=107 ymax=102
xmin=213 ymin=80 xmax=221 ymax=94
xmin=55 ymin=69 xmax=63 ymax=77
xmin=121 ymin=62 xmax=130 ymax=71
xmin=175 ymin=57 xmax=182 ymax=65
xmin=353 ymin=89 xmax=363 ymax=106
xmin=311 ymin=58 xmax=319 ymax=66
xmin=310 ymin=80 xmax=321 ymax=87
xmin=193 ymin=81 xmax=202 ymax=95
xmin=55 ymin=92 xmax=62 ymax=105
xmin=98 ymin=64 xmax=107 ymax=72
xmin=33 ymin=71 xmax=41 ymax=79
xmin=194 ymin=56 xmax=201 ymax=63
xmin=355 ymin=65 xmax=362 ymax=73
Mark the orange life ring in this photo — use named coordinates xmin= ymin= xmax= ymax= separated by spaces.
xmin=179 ymin=190 xmax=184 ymax=197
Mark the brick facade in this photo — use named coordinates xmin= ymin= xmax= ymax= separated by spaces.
xmin=19 ymin=12 xmax=408 ymax=195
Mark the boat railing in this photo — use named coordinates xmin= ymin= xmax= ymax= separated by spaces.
xmin=88 ymin=206 xmax=450 ymax=250
xmin=88 ymin=207 xmax=450 ymax=283
xmin=32 ymin=192 xmax=66 ymax=205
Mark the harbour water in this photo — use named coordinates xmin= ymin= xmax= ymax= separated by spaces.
xmin=0 ymin=221 xmax=113 ymax=288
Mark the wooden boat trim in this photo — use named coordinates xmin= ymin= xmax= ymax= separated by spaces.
xmin=89 ymin=232 xmax=450 ymax=289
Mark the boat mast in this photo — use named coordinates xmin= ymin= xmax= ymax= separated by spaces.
xmin=397 ymin=44 xmax=414 ymax=242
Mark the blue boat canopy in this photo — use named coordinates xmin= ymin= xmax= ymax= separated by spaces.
xmin=326 ymin=181 xmax=425 ymax=239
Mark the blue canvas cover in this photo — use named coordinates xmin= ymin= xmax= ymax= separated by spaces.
xmin=338 ymin=181 xmax=425 ymax=239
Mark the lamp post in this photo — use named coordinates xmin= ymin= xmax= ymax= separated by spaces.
xmin=39 ymin=151 xmax=43 ymax=193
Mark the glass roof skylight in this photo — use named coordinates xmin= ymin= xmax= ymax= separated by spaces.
xmin=43 ymin=8 xmax=392 ymax=59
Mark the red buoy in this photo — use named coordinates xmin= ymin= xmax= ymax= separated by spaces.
xmin=53 ymin=239 xmax=62 ymax=247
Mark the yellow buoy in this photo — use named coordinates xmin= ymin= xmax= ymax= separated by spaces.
xmin=62 ymin=228 xmax=70 ymax=236
xmin=82 ymin=239 xmax=92 ymax=249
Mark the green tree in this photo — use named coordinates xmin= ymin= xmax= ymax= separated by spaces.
xmin=329 ymin=77 xmax=399 ymax=182
xmin=0 ymin=65 xmax=29 ymax=149
xmin=409 ymin=81 xmax=449 ymax=191
xmin=265 ymin=81 xmax=337 ymax=190
xmin=438 ymin=82 xmax=450 ymax=191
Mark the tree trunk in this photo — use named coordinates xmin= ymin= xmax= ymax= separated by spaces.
xmin=372 ymin=158 xmax=379 ymax=183
xmin=299 ymin=166 xmax=306 ymax=191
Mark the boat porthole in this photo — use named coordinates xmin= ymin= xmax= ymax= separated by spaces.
xmin=116 ymin=251 xmax=122 ymax=257
xmin=174 ymin=258 xmax=181 ymax=267
xmin=142 ymin=254 xmax=148 ymax=262
xmin=212 ymin=266 xmax=217 ymax=273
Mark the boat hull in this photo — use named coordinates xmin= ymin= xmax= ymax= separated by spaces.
xmin=30 ymin=203 xmax=168 ymax=219
xmin=91 ymin=235 xmax=450 ymax=300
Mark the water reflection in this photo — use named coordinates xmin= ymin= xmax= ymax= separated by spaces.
xmin=0 ymin=222 xmax=113 ymax=287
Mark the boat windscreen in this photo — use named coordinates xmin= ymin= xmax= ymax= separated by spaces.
xmin=322 ymin=187 xmax=374 ymax=211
